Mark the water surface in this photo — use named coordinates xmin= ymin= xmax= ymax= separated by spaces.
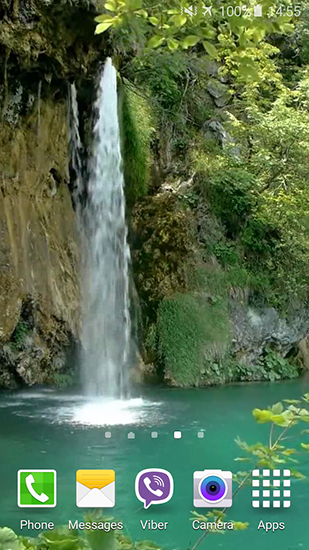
xmin=1 ymin=381 xmax=308 ymax=549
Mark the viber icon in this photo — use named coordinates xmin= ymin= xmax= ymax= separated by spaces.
xmin=135 ymin=469 xmax=174 ymax=509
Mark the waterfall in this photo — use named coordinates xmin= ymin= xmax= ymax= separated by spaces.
xmin=80 ymin=58 xmax=131 ymax=397
xmin=68 ymin=82 xmax=84 ymax=214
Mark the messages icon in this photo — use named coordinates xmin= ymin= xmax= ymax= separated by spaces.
xmin=76 ymin=470 xmax=115 ymax=508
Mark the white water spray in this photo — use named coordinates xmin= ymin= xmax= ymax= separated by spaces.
xmin=68 ymin=83 xmax=83 ymax=214
xmin=81 ymin=58 xmax=131 ymax=397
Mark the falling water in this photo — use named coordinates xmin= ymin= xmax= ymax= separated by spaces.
xmin=68 ymin=82 xmax=84 ymax=214
xmin=81 ymin=58 xmax=131 ymax=397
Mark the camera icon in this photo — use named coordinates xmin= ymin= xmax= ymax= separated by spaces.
xmin=193 ymin=470 xmax=233 ymax=508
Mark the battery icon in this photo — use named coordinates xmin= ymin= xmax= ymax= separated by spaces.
xmin=254 ymin=4 xmax=262 ymax=16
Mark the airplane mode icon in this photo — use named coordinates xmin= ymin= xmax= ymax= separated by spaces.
xmin=203 ymin=5 xmax=212 ymax=15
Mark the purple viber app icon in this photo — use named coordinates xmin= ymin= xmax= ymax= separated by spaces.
xmin=135 ymin=468 xmax=174 ymax=509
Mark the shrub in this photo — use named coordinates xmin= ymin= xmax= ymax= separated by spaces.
xmin=206 ymin=167 xmax=256 ymax=238
xmin=228 ymin=350 xmax=299 ymax=382
xmin=129 ymin=51 xmax=188 ymax=112
xmin=213 ymin=240 xmax=239 ymax=267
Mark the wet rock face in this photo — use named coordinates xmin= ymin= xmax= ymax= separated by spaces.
xmin=0 ymin=0 xmax=106 ymax=388
xmin=0 ymin=95 xmax=80 ymax=388
xmin=231 ymin=302 xmax=309 ymax=365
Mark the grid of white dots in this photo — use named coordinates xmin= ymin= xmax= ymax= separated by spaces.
xmin=251 ymin=469 xmax=291 ymax=508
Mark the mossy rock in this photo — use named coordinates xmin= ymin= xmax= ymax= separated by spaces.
xmin=132 ymin=194 xmax=196 ymax=317
xmin=121 ymin=83 xmax=154 ymax=205
xmin=157 ymin=291 xmax=230 ymax=387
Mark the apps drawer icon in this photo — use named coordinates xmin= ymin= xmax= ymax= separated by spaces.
xmin=76 ymin=470 xmax=115 ymax=508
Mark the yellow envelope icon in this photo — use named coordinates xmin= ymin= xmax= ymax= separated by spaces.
xmin=76 ymin=470 xmax=115 ymax=508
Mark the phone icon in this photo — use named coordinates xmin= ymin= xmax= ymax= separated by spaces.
xmin=26 ymin=474 xmax=49 ymax=503
xmin=18 ymin=469 xmax=57 ymax=508
xmin=143 ymin=476 xmax=163 ymax=497
xmin=135 ymin=468 xmax=174 ymax=509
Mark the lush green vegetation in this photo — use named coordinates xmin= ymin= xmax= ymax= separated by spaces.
xmin=194 ymin=80 xmax=309 ymax=309
xmin=95 ymin=0 xmax=309 ymax=384
xmin=121 ymin=83 xmax=154 ymax=204
xmin=157 ymin=291 xmax=230 ymax=386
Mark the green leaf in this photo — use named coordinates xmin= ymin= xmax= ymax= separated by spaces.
xmin=252 ymin=28 xmax=266 ymax=42
xmin=40 ymin=528 xmax=80 ymax=550
xmin=271 ymin=402 xmax=284 ymax=414
xmin=298 ymin=408 xmax=309 ymax=417
xmin=85 ymin=526 xmax=117 ymax=550
xmin=280 ymin=23 xmax=294 ymax=33
xmin=252 ymin=408 xmax=274 ymax=423
xmin=167 ymin=38 xmax=179 ymax=51
xmin=238 ymin=63 xmax=260 ymax=81
xmin=272 ymin=409 xmax=295 ymax=427
xmin=170 ymin=14 xmax=187 ymax=27
xmin=137 ymin=9 xmax=148 ymax=18
xmin=291 ymin=470 xmax=306 ymax=479
xmin=0 ymin=528 xmax=23 ymax=550
xmin=94 ymin=13 xmax=116 ymax=22
xmin=147 ymin=35 xmax=165 ymax=48
xmin=282 ymin=448 xmax=297 ymax=455
xmin=95 ymin=20 xmax=115 ymax=33
xmin=233 ymin=522 xmax=249 ymax=530
xmin=149 ymin=16 xmax=159 ymax=25
xmin=202 ymin=40 xmax=217 ymax=57
xmin=181 ymin=35 xmax=200 ymax=49
xmin=301 ymin=443 xmax=309 ymax=450
xmin=201 ymin=27 xmax=216 ymax=39
xmin=105 ymin=1 xmax=116 ymax=10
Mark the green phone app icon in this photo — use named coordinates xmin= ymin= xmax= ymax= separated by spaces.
xmin=18 ymin=470 xmax=57 ymax=507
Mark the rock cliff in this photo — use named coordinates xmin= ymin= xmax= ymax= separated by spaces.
xmin=0 ymin=0 xmax=105 ymax=388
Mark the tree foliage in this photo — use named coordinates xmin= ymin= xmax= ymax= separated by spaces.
xmin=94 ymin=0 xmax=299 ymax=80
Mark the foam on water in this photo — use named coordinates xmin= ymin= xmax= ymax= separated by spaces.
xmin=2 ymin=391 xmax=164 ymax=427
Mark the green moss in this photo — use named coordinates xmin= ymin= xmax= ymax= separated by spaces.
xmin=9 ymin=320 xmax=29 ymax=351
xmin=132 ymin=194 xmax=195 ymax=317
xmin=157 ymin=290 xmax=230 ymax=387
xmin=121 ymin=83 xmax=154 ymax=205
